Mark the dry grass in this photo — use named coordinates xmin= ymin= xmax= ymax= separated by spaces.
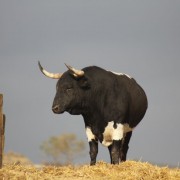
xmin=0 ymin=161 xmax=180 ymax=180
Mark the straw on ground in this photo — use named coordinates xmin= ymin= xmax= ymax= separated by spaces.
xmin=0 ymin=161 xmax=180 ymax=180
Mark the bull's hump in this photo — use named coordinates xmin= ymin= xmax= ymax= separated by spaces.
xmin=110 ymin=71 xmax=132 ymax=79
xmin=102 ymin=121 xmax=133 ymax=147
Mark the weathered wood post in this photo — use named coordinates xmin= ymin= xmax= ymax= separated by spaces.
xmin=0 ymin=94 xmax=5 ymax=168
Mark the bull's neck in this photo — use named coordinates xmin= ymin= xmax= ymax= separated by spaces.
xmin=82 ymin=99 xmax=106 ymax=127
xmin=82 ymin=83 xmax=110 ymax=125
xmin=82 ymin=110 xmax=104 ymax=126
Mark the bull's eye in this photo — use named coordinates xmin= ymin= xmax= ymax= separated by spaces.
xmin=66 ymin=88 xmax=72 ymax=93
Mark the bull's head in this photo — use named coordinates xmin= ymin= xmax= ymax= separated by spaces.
xmin=38 ymin=62 xmax=90 ymax=115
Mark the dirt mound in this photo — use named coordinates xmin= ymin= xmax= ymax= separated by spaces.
xmin=3 ymin=151 xmax=32 ymax=165
xmin=0 ymin=161 xmax=180 ymax=180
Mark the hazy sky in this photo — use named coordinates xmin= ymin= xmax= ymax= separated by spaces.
xmin=0 ymin=1 xmax=180 ymax=166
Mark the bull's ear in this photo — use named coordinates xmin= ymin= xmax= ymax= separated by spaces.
xmin=78 ymin=77 xmax=90 ymax=89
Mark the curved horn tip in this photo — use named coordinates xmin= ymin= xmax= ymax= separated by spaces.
xmin=38 ymin=61 xmax=43 ymax=70
xmin=65 ymin=63 xmax=84 ymax=77
xmin=38 ymin=61 xmax=62 ymax=79
xmin=64 ymin=63 xmax=72 ymax=70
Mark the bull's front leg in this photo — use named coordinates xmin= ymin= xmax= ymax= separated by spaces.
xmin=89 ymin=139 xmax=98 ymax=165
xmin=85 ymin=126 xmax=98 ymax=165
xmin=108 ymin=140 xmax=121 ymax=164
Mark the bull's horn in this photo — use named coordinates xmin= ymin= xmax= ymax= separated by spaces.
xmin=65 ymin=63 xmax=84 ymax=77
xmin=38 ymin=61 xmax=62 ymax=79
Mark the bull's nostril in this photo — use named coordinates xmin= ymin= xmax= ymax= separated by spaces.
xmin=52 ymin=105 xmax=60 ymax=113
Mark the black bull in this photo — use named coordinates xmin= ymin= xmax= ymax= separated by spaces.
xmin=38 ymin=62 xmax=148 ymax=165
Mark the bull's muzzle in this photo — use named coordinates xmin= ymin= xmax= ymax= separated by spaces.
xmin=52 ymin=105 xmax=61 ymax=114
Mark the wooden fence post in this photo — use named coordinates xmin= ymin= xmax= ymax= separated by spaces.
xmin=0 ymin=94 xmax=5 ymax=168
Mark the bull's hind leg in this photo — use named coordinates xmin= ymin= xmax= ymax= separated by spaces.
xmin=108 ymin=140 xmax=121 ymax=164
xmin=120 ymin=131 xmax=132 ymax=161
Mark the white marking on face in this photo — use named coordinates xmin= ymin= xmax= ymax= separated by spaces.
xmin=102 ymin=121 xmax=133 ymax=147
xmin=86 ymin=127 xmax=96 ymax=142
xmin=110 ymin=71 xmax=132 ymax=79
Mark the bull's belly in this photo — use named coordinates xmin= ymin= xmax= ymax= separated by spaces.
xmin=102 ymin=121 xmax=133 ymax=147
xmin=86 ymin=121 xmax=133 ymax=147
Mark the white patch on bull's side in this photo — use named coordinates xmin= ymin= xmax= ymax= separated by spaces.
xmin=110 ymin=71 xmax=132 ymax=79
xmin=102 ymin=121 xmax=133 ymax=147
xmin=86 ymin=127 xmax=96 ymax=142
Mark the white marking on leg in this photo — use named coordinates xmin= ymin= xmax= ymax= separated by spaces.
xmin=102 ymin=121 xmax=133 ymax=147
xmin=86 ymin=127 xmax=96 ymax=142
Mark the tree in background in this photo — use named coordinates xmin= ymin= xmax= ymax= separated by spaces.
xmin=40 ymin=133 xmax=85 ymax=165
